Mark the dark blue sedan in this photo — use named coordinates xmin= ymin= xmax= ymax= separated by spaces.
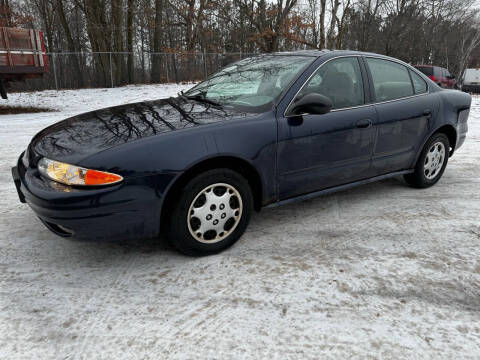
xmin=12 ymin=50 xmax=471 ymax=255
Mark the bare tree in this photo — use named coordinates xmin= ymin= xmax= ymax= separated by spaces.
xmin=111 ymin=0 xmax=124 ymax=84
xmin=234 ymin=0 xmax=299 ymax=52
xmin=126 ymin=0 xmax=135 ymax=83
xmin=55 ymin=0 xmax=83 ymax=85
xmin=151 ymin=0 xmax=163 ymax=83
xmin=7 ymin=0 xmax=480 ymax=90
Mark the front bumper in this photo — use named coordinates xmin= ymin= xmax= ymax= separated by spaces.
xmin=12 ymin=165 xmax=26 ymax=203
xmin=12 ymin=153 xmax=177 ymax=241
xmin=462 ymin=84 xmax=480 ymax=93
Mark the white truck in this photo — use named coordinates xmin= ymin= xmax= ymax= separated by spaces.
xmin=461 ymin=68 xmax=480 ymax=93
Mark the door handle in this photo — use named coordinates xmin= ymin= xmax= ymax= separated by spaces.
xmin=355 ymin=119 xmax=372 ymax=129
xmin=423 ymin=109 xmax=432 ymax=119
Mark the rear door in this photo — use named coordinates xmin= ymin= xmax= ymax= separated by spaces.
xmin=365 ymin=57 xmax=434 ymax=175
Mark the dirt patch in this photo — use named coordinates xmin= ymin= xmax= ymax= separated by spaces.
xmin=0 ymin=105 xmax=56 ymax=114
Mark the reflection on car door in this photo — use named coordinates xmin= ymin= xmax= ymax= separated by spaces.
xmin=277 ymin=56 xmax=377 ymax=200
xmin=365 ymin=57 xmax=434 ymax=175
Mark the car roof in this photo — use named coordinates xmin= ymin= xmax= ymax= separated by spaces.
xmin=269 ymin=50 xmax=414 ymax=64
xmin=259 ymin=50 xmax=436 ymax=74
xmin=268 ymin=49 xmax=330 ymax=57
xmin=270 ymin=49 xmax=388 ymax=57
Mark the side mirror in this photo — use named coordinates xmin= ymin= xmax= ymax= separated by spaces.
xmin=289 ymin=93 xmax=333 ymax=116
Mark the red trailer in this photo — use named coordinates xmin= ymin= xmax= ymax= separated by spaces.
xmin=0 ymin=27 xmax=47 ymax=99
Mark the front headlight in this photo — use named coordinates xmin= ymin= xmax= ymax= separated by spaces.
xmin=38 ymin=158 xmax=123 ymax=186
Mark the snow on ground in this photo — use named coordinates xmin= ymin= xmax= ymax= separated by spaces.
xmin=4 ymin=83 xmax=193 ymax=114
xmin=1 ymin=85 xmax=480 ymax=359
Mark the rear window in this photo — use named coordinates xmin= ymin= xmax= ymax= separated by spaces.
xmin=409 ymin=69 xmax=428 ymax=94
xmin=415 ymin=66 xmax=433 ymax=76
xmin=367 ymin=58 xmax=414 ymax=102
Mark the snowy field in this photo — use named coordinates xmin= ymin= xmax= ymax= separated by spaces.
xmin=1 ymin=84 xmax=480 ymax=359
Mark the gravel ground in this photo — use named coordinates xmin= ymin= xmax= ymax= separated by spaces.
xmin=1 ymin=85 xmax=479 ymax=359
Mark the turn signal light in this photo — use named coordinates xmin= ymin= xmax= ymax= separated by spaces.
xmin=38 ymin=158 xmax=123 ymax=186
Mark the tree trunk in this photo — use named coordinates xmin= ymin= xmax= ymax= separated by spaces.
xmin=126 ymin=0 xmax=135 ymax=83
xmin=319 ymin=0 xmax=327 ymax=48
xmin=56 ymin=0 xmax=83 ymax=86
xmin=111 ymin=0 xmax=124 ymax=85
xmin=83 ymin=0 xmax=111 ymax=87
xmin=327 ymin=0 xmax=340 ymax=49
xmin=336 ymin=0 xmax=351 ymax=49
xmin=151 ymin=0 xmax=163 ymax=83
xmin=0 ymin=0 xmax=13 ymax=26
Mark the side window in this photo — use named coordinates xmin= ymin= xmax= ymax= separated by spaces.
xmin=297 ymin=57 xmax=364 ymax=110
xmin=409 ymin=69 xmax=428 ymax=94
xmin=366 ymin=58 xmax=414 ymax=102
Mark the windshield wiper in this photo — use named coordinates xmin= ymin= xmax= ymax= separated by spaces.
xmin=179 ymin=91 xmax=222 ymax=107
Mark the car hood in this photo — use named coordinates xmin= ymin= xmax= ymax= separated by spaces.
xmin=30 ymin=97 xmax=247 ymax=164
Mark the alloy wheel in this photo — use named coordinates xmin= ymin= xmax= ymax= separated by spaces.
xmin=187 ymin=183 xmax=243 ymax=243
xmin=424 ymin=141 xmax=446 ymax=180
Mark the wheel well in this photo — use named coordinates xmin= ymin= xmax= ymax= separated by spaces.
xmin=434 ymin=125 xmax=457 ymax=155
xmin=161 ymin=156 xmax=263 ymax=230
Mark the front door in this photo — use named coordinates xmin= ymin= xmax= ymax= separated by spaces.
xmin=276 ymin=56 xmax=377 ymax=200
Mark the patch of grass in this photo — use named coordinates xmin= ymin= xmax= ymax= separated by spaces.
xmin=0 ymin=105 xmax=56 ymax=115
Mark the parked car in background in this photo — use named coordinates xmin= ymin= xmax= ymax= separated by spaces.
xmin=12 ymin=51 xmax=472 ymax=256
xmin=461 ymin=68 xmax=480 ymax=93
xmin=415 ymin=65 xmax=456 ymax=89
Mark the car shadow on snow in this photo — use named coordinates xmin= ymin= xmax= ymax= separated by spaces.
xmin=17 ymin=173 xmax=443 ymax=269
xmin=14 ymin=174 xmax=480 ymax=316
xmin=27 ymin=175 xmax=411 ymax=257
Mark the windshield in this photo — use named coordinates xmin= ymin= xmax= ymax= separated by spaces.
xmin=184 ymin=55 xmax=315 ymax=112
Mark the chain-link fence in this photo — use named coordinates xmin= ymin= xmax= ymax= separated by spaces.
xmin=9 ymin=52 xmax=259 ymax=92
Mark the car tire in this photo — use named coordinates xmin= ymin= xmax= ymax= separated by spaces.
xmin=404 ymin=133 xmax=449 ymax=188
xmin=167 ymin=168 xmax=253 ymax=256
